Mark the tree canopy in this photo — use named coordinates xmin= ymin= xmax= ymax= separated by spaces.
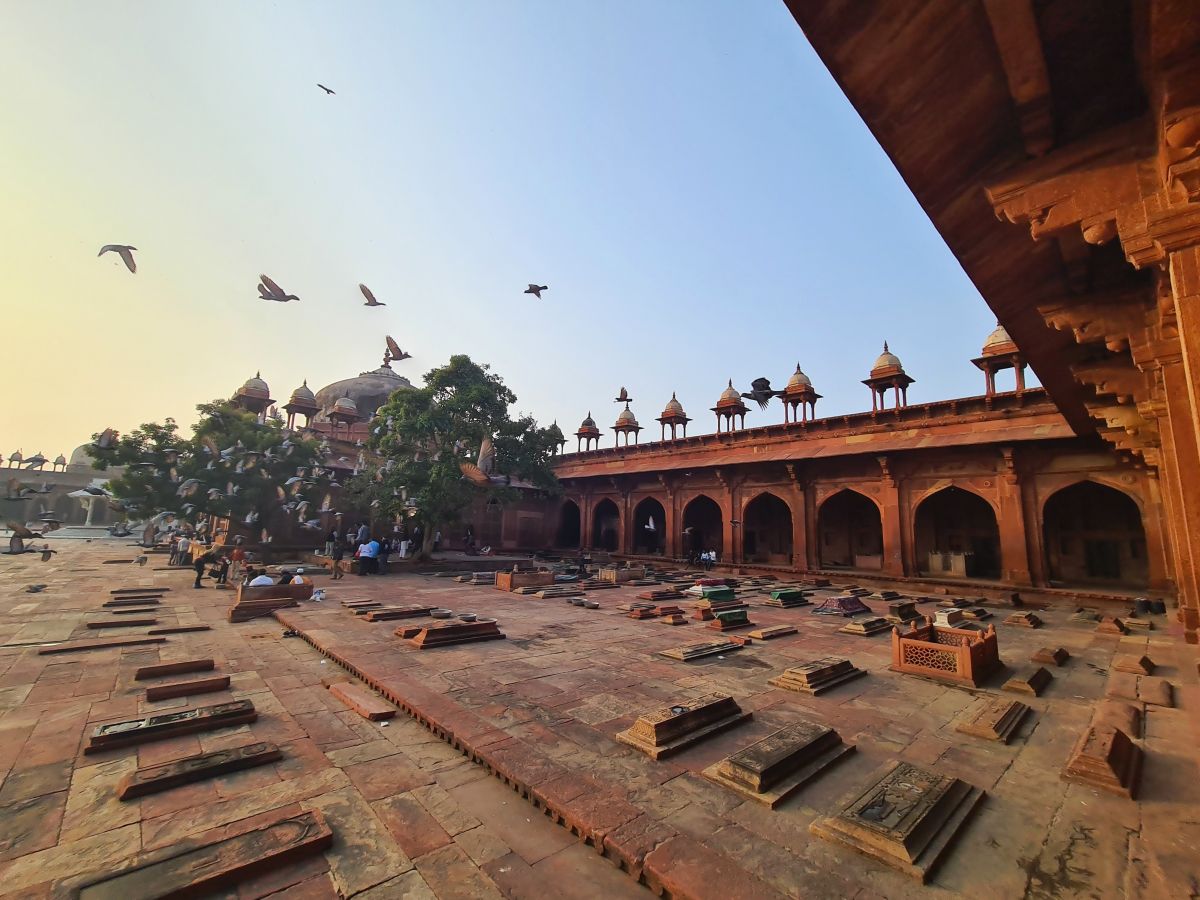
xmin=347 ymin=355 xmax=560 ymax=556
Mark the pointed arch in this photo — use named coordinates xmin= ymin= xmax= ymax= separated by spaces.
xmin=817 ymin=489 xmax=882 ymax=570
xmin=913 ymin=485 xmax=1001 ymax=579
xmin=742 ymin=491 xmax=793 ymax=564
xmin=682 ymin=494 xmax=723 ymax=561
xmin=1042 ymin=481 xmax=1147 ymax=587
xmin=555 ymin=499 xmax=581 ymax=549
xmin=632 ymin=496 xmax=666 ymax=555
xmin=591 ymin=498 xmax=621 ymax=552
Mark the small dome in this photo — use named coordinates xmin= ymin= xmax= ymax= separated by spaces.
xmin=787 ymin=364 xmax=812 ymax=390
xmin=718 ymin=379 xmax=741 ymax=404
xmin=332 ymin=394 xmax=359 ymax=415
xmin=580 ymin=412 xmax=596 ymax=428
xmin=615 ymin=406 xmax=638 ymax=427
xmin=9 ymin=449 xmax=22 ymax=463
xmin=290 ymin=380 xmax=317 ymax=403
xmin=982 ymin=322 xmax=1015 ymax=355
xmin=662 ymin=392 xmax=685 ymax=417
xmin=54 ymin=453 xmax=67 ymax=466
xmin=547 ymin=421 xmax=565 ymax=440
xmin=237 ymin=371 xmax=271 ymax=400
xmin=871 ymin=342 xmax=903 ymax=374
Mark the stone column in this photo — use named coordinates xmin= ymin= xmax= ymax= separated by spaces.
xmin=580 ymin=493 xmax=593 ymax=551
xmin=877 ymin=458 xmax=904 ymax=576
xmin=996 ymin=449 xmax=1033 ymax=586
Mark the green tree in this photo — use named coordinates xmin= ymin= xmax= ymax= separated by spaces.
xmin=349 ymin=355 xmax=560 ymax=558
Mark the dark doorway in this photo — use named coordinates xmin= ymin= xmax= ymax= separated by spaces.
xmin=591 ymin=499 xmax=620 ymax=552
xmin=742 ymin=493 xmax=793 ymax=564
xmin=817 ymin=490 xmax=883 ymax=570
xmin=555 ymin=500 xmax=580 ymax=549
xmin=682 ymin=495 xmax=723 ymax=562
xmin=1043 ymin=482 xmax=1147 ymax=587
xmin=914 ymin=487 xmax=1001 ymax=579
xmin=632 ymin=497 xmax=666 ymax=555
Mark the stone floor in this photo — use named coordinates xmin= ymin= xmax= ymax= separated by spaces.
xmin=1 ymin=543 xmax=1198 ymax=898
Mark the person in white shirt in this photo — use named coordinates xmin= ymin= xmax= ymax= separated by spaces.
xmin=176 ymin=535 xmax=192 ymax=566
xmin=248 ymin=572 xmax=275 ymax=586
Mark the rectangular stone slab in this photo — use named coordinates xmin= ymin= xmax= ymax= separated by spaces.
xmin=1005 ymin=612 xmax=1043 ymax=628
xmin=111 ymin=587 xmax=171 ymax=594
xmin=617 ymin=693 xmax=751 ymax=759
xmin=145 ymin=675 xmax=231 ymax=702
xmin=839 ymin=617 xmax=891 ymax=636
xmin=1062 ymin=725 xmax=1142 ymax=799
xmin=363 ymin=606 xmax=435 ymax=622
xmin=148 ymin=625 xmax=212 ymax=635
xmin=1003 ymin=667 xmax=1053 ymax=696
xmin=661 ymin=614 xmax=689 ymax=625
xmin=659 ymin=640 xmax=742 ymax=661
xmin=329 ymin=682 xmax=395 ymax=720
xmin=1105 ymin=673 xmax=1174 ymax=707
xmin=55 ymin=807 xmax=332 ymax=898
xmin=109 ymin=607 xmax=160 ymax=615
xmin=1112 ymin=654 xmax=1155 ymax=675
xmin=746 ymin=625 xmax=798 ymax=640
xmin=702 ymin=721 xmax=854 ymax=807
xmin=955 ymin=699 xmax=1031 ymax=743
xmin=39 ymin=636 xmax=167 ymax=656
xmin=810 ymin=760 xmax=985 ymax=882
xmin=103 ymin=598 xmax=163 ymax=608
xmin=116 ymin=742 xmax=283 ymax=800
xmin=770 ymin=657 xmax=866 ymax=695
xmin=87 ymin=618 xmax=158 ymax=629
xmin=408 ymin=619 xmax=506 ymax=648
xmin=769 ymin=588 xmax=812 ymax=603
xmin=85 ymin=700 xmax=257 ymax=754
xmin=134 ymin=658 xmax=215 ymax=680
xmin=1032 ymin=647 xmax=1069 ymax=667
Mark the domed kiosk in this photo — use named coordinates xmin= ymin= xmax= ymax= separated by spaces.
xmin=656 ymin=392 xmax=692 ymax=441
xmin=575 ymin=412 xmax=601 ymax=452
xmin=783 ymin=363 xmax=822 ymax=424
xmin=863 ymin=342 xmax=915 ymax=412
xmin=972 ymin=323 xmax=1028 ymax=396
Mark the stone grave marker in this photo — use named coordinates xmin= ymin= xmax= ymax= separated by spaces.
xmin=659 ymin=639 xmax=743 ymax=661
xmin=707 ymin=608 xmax=755 ymax=631
xmin=1003 ymin=667 xmax=1053 ymax=696
xmin=746 ymin=624 xmax=798 ymax=640
xmin=955 ymin=698 xmax=1031 ymax=743
xmin=117 ymin=742 xmax=283 ymax=800
xmin=885 ymin=601 xmax=921 ymax=624
xmin=1062 ymin=725 xmax=1142 ymax=798
xmin=1031 ymin=647 xmax=1069 ymax=667
xmin=764 ymin=588 xmax=812 ymax=608
xmin=616 ymin=693 xmax=751 ymax=759
xmin=702 ymin=720 xmax=854 ymax=807
xmin=1004 ymin=612 xmax=1043 ymax=628
xmin=769 ymin=657 xmax=866 ymax=695
xmin=145 ymin=675 xmax=231 ymax=702
xmin=85 ymin=700 xmax=257 ymax=753
xmin=1112 ymin=654 xmax=1155 ymax=675
xmin=839 ymin=617 xmax=891 ymax=636
xmin=1096 ymin=616 xmax=1128 ymax=635
xmin=408 ymin=619 xmax=506 ymax=648
xmin=135 ymin=658 xmax=215 ymax=680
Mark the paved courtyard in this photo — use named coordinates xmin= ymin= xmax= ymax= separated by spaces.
xmin=1 ymin=542 xmax=1197 ymax=898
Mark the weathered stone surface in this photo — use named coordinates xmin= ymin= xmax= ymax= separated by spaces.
xmin=1095 ymin=700 xmax=1142 ymax=738
xmin=764 ymin=588 xmax=811 ymax=608
xmin=116 ymin=742 xmax=283 ymax=799
xmin=1112 ymin=654 xmax=1155 ymax=675
xmin=147 ymin=625 xmax=212 ymax=635
xmin=109 ymin=607 xmax=160 ymax=615
xmin=1070 ymin=608 xmax=1100 ymax=622
xmin=134 ymin=658 xmax=215 ymax=680
xmin=659 ymin=640 xmax=742 ymax=661
xmin=812 ymin=595 xmax=873 ymax=616
xmin=745 ymin=624 xmax=797 ymax=640
xmin=328 ymin=682 xmax=395 ymax=721
xmin=637 ymin=588 xmax=683 ymax=602
xmin=933 ymin=609 xmax=967 ymax=627
xmin=955 ymin=698 xmax=1031 ymax=743
xmin=1032 ymin=647 xmax=1069 ymax=667
xmin=362 ymin=606 xmax=435 ymax=622
xmin=885 ymin=601 xmax=920 ymax=624
xmin=1124 ymin=617 xmax=1154 ymax=631
xmin=86 ymin=618 xmax=158 ymax=629
xmin=1106 ymin=673 xmax=1174 ymax=707
xmin=111 ymin=587 xmax=170 ymax=595
xmin=1096 ymin=616 xmax=1128 ymax=635
xmin=1005 ymin=612 xmax=1043 ymax=628
xmin=408 ymin=619 xmax=505 ymax=649
xmin=85 ymin=700 xmax=258 ymax=753
xmin=39 ymin=636 xmax=167 ymax=655
xmin=54 ymin=807 xmax=332 ymax=897
xmin=1003 ymin=667 xmax=1052 ymax=696
xmin=838 ymin=617 xmax=891 ymax=636
xmin=706 ymin=608 xmax=754 ymax=631
xmin=102 ymin=598 xmax=162 ymax=608
xmin=616 ymin=693 xmax=751 ymax=759
xmin=144 ymin=675 xmax=231 ymax=702
xmin=810 ymin=760 xmax=985 ymax=882
xmin=1062 ymin=725 xmax=1142 ymax=799
xmin=960 ymin=607 xmax=993 ymax=621
xmin=660 ymin=614 xmax=689 ymax=626
xmin=702 ymin=720 xmax=854 ymax=807
xmin=770 ymin=657 xmax=866 ymax=695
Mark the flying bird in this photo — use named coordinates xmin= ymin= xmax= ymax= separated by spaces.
xmin=741 ymin=377 xmax=781 ymax=410
xmin=614 ymin=387 xmax=632 ymax=403
xmin=386 ymin=336 xmax=412 ymax=362
xmin=524 ymin=284 xmax=548 ymax=299
xmin=258 ymin=275 xmax=299 ymax=302
xmin=98 ymin=244 xmax=137 ymax=273
xmin=317 ymin=83 xmax=335 ymax=95
xmin=94 ymin=428 xmax=117 ymax=449
xmin=39 ymin=545 xmax=57 ymax=562
xmin=26 ymin=584 xmax=47 ymax=593
xmin=133 ymin=555 xmax=147 ymax=567
xmin=7 ymin=521 xmax=41 ymax=539
xmin=359 ymin=284 xmax=385 ymax=307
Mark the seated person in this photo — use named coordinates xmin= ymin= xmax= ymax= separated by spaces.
xmin=276 ymin=569 xmax=295 ymax=585
xmin=290 ymin=568 xmax=313 ymax=586
xmin=248 ymin=569 xmax=276 ymax=587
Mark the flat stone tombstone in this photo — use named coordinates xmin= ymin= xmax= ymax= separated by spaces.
xmin=770 ymin=657 xmax=866 ymax=695
xmin=810 ymin=761 xmax=985 ymax=882
xmin=1123 ymin=617 xmax=1154 ymax=631
xmin=54 ymin=808 xmax=333 ymax=898
xmin=661 ymin=614 xmax=689 ymax=626
xmin=1112 ymin=654 xmax=1155 ymax=675
xmin=886 ymin=601 xmax=920 ymax=624
xmin=708 ymin=608 xmax=754 ymax=631
xmin=659 ymin=639 xmax=741 ymax=661
xmin=616 ymin=693 xmax=751 ymax=759
xmin=364 ymin=605 xmax=436 ymax=622
xmin=934 ymin=609 xmax=966 ymax=627
xmin=960 ymin=607 xmax=992 ymax=621
xmin=145 ymin=676 xmax=231 ymax=702
xmin=1096 ymin=616 xmax=1128 ymax=635
xmin=765 ymin=588 xmax=812 ymax=608
xmin=1062 ymin=724 xmax=1142 ymax=799
xmin=839 ymin=617 xmax=891 ymax=636
xmin=746 ymin=624 xmax=798 ymax=641
xmin=1005 ymin=612 xmax=1043 ymax=628
xmin=117 ymin=742 xmax=283 ymax=800
xmin=956 ymin=699 xmax=1031 ymax=743
xmin=1003 ymin=667 xmax=1053 ymax=696
xmin=85 ymin=700 xmax=257 ymax=754
xmin=702 ymin=720 xmax=855 ymax=807
xmin=1032 ymin=647 xmax=1070 ymax=667
xmin=1095 ymin=700 xmax=1142 ymax=737
xmin=408 ymin=619 xmax=506 ymax=649
xmin=1105 ymin=673 xmax=1174 ymax=707
xmin=134 ymin=658 xmax=215 ymax=681
xmin=1071 ymin=608 xmax=1100 ymax=622
xmin=812 ymin=595 xmax=873 ymax=617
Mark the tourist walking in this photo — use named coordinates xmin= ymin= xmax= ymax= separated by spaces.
xmin=168 ymin=533 xmax=180 ymax=565
xmin=324 ymin=529 xmax=336 ymax=557
xmin=214 ymin=554 xmax=230 ymax=586
xmin=176 ymin=534 xmax=192 ymax=567
xmin=229 ymin=545 xmax=245 ymax=582
xmin=192 ymin=550 xmax=212 ymax=589
xmin=378 ymin=537 xmax=392 ymax=574
xmin=356 ymin=521 xmax=370 ymax=546
xmin=330 ymin=540 xmax=345 ymax=579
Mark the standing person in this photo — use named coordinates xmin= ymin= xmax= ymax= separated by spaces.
xmin=330 ymin=540 xmax=345 ymax=580
xmin=324 ymin=529 xmax=336 ymax=557
xmin=357 ymin=537 xmax=374 ymax=576
xmin=365 ymin=536 xmax=381 ymax=574
xmin=356 ymin=521 xmax=369 ymax=546
xmin=176 ymin=534 xmax=191 ymax=567
xmin=433 ymin=529 xmax=441 ymax=552
xmin=192 ymin=550 xmax=212 ymax=589
xmin=378 ymin=537 xmax=392 ymax=574
xmin=168 ymin=533 xmax=180 ymax=566
xmin=214 ymin=553 xmax=231 ymax=586
xmin=412 ymin=524 xmax=424 ymax=556
xmin=229 ymin=544 xmax=246 ymax=583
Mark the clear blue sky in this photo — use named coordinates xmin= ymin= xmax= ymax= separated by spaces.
xmin=1 ymin=1 xmax=1020 ymax=457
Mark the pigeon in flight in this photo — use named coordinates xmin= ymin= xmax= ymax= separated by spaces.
xmin=614 ymin=387 xmax=632 ymax=403
xmin=741 ymin=377 xmax=781 ymax=410
xmin=360 ymin=284 xmax=385 ymax=307
xmin=525 ymin=284 xmax=548 ymax=299
xmin=94 ymin=428 xmax=117 ymax=449
xmin=134 ymin=555 xmax=147 ymax=566
xmin=39 ymin=545 xmax=57 ymax=562
xmin=386 ymin=335 xmax=412 ymax=362
xmin=259 ymin=274 xmax=299 ymax=302
xmin=26 ymin=584 xmax=47 ymax=593
xmin=99 ymin=244 xmax=137 ymax=273
xmin=318 ymin=83 xmax=335 ymax=95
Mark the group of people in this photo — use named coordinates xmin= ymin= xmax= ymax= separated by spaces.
xmin=322 ymin=521 xmax=443 ymax=578
xmin=185 ymin=543 xmax=248 ymax=589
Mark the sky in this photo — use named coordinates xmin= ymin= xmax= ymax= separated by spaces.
xmin=0 ymin=1 xmax=1022 ymax=460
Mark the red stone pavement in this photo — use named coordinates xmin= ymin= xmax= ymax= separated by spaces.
xmin=2 ymin=544 xmax=1199 ymax=898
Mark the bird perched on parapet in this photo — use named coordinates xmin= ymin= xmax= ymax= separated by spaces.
xmin=26 ymin=584 xmax=47 ymax=593
xmin=386 ymin=336 xmax=412 ymax=362
xmin=741 ymin=377 xmax=781 ymax=410
xmin=317 ymin=83 xmax=335 ymax=94
xmin=360 ymin=284 xmax=385 ymax=307
xmin=134 ymin=555 xmax=147 ymax=566
xmin=524 ymin=284 xmax=548 ymax=299
xmin=258 ymin=274 xmax=299 ymax=302
xmin=98 ymin=244 xmax=137 ymax=273
xmin=614 ymin=387 xmax=633 ymax=403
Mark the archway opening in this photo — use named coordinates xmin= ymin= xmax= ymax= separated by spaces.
xmin=555 ymin=500 xmax=580 ymax=550
xmin=682 ymin=495 xmax=723 ymax=562
xmin=743 ymin=493 xmax=792 ymax=564
xmin=632 ymin=497 xmax=666 ymax=555
xmin=914 ymin=487 xmax=1000 ymax=579
xmin=818 ymin=490 xmax=882 ymax=570
xmin=591 ymin=499 xmax=620 ymax=553
xmin=1043 ymin=482 xmax=1147 ymax=588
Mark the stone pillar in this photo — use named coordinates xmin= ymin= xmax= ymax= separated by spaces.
xmin=805 ymin=488 xmax=820 ymax=569
xmin=580 ymin=494 xmax=593 ymax=550
xmin=996 ymin=450 xmax=1033 ymax=586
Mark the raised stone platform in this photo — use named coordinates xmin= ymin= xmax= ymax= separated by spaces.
xmin=702 ymin=720 xmax=854 ymax=807
xmin=1062 ymin=725 xmax=1142 ymax=799
xmin=955 ymin=699 xmax=1031 ymax=743
xmin=407 ymin=618 xmax=506 ymax=649
xmin=616 ymin=694 xmax=751 ymax=760
xmin=659 ymin=639 xmax=743 ymax=661
xmin=769 ymin=657 xmax=866 ymax=695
